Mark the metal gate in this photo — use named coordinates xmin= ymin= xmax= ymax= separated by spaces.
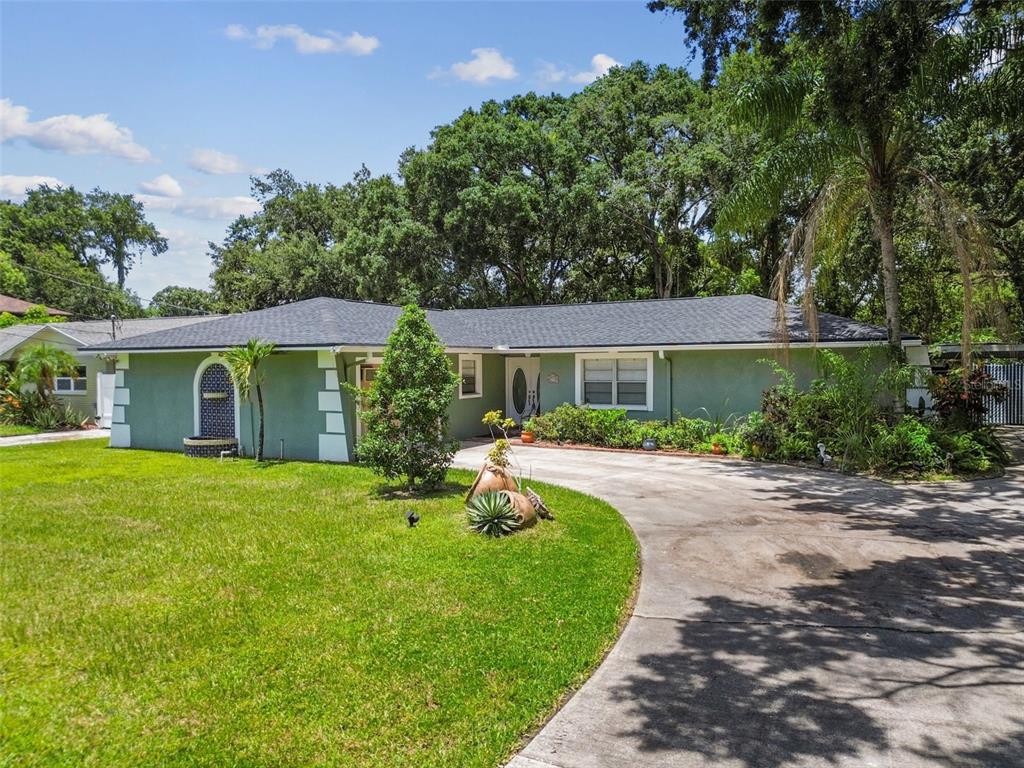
xmin=984 ymin=363 xmax=1024 ymax=425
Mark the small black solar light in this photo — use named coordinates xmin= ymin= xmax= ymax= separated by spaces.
xmin=406 ymin=509 xmax=420 ymax=528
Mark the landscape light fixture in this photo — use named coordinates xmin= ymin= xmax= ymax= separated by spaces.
xmin=406 ymin=510 xmax=420 ymax=528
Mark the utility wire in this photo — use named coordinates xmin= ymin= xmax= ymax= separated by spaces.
xmin=16 ymin=263 xmax=216 ymax=316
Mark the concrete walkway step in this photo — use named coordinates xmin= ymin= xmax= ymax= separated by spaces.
xmin=0 ymin=429 xmax=109 ymax=448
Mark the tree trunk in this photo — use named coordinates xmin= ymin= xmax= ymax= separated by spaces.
xmin=255 ymin=382 xmax=265 ymax=462
xmin=868 ymin=177 xmax=904 ymax=363
xmin=760 ymin=218 xmax=783 ymax=297
xmin=115 ymin=239 xmax=126 ymax=288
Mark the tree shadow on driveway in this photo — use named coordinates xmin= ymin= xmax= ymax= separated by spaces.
xmin=610 ymin=463 xmax=1024 ymax=767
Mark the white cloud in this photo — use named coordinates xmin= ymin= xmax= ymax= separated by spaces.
xmin=537 ymin=61 xmax=568 ymax=85
xmin=188 ymin=148 xmax=250 ymax=175
xmin=139 ymin=194 xmax=260 ymax=221
xmin=124 ymin=225 xmax=218 ymax=298
xmin=0 ymin=174 xmax=66 ymax=200
xmin=225 ymin=24 xmax=379 ymax=55
xmin=433 ymin=48 xmax=518 ymax=84
xmin=569 ymin=53 xmax=621 ymax=85
xmin=0 ymin=98 xmax=151 ymax=162
xmin=224 ymin=23 xmax=249 ymax=41
xmin=138 ymin=173 xmax=183 ymax=198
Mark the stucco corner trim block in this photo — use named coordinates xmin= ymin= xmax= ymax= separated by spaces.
xmin=319 ymin=433 xmax=348 ymax=462
xmin=318 ymin=390 xmax=343 ymax=412
xmin=325 ymin=412 xmax=345 ymax=434
xmin=113 ymin=388 xmax=130 ymax=406
xmin=110 ymin=423 xmax=131 ymax=448
xmin=317 ymin=356 xmax=348 ymax=462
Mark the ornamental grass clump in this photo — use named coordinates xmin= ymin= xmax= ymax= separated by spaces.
xmin=466 ymin=491 xmax=521 ymax=538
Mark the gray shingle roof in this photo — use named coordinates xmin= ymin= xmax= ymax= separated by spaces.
xmin=0 ymin=315 xmax=221 ymax=358
xmin=82 ymin=295 xmax=897 ymax=353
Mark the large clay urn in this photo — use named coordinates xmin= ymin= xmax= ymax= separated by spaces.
xmin=499 ymin=489 xmax=538 ymax=529
xmin=466 ymin=462 xmax=518 ymax=501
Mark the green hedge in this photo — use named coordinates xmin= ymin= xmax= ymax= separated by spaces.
xmin=528 ymin=404 xmax=742 ymax=454
xmin=524 ymin=349 xmax=1009 ymax=478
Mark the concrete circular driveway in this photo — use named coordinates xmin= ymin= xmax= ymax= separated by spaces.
xmin=453 ymin=444 xmax=1024 ymax=768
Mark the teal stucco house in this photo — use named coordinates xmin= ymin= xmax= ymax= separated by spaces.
xmin=83 ymin=295 xmax=920 ymax=462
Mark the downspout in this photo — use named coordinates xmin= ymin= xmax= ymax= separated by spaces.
xmin=660 ymin=350 xmax=673 ymax=424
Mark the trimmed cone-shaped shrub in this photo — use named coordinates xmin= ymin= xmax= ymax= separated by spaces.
xmin=467 ymin=491 xmax=521 ymax=537
xmin=355 ymin=305 xmax=460 ymax=489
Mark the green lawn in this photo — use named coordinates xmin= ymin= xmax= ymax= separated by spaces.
xmin=0 ymin=423 xmax=41 ymax=437
xmin=1 ymin=440 xmax=637 ymax=767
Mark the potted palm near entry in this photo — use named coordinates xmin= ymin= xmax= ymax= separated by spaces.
xmin=224 ymin=338 xmax=276 ymax=461
xmin=521 ymin=417 xmax=536 ymax=443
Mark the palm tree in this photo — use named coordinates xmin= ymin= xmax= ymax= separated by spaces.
xmin=717 ymin=13 xmax=1020 ymax=369
xmin=15 ymin=344 xmax=79 ymax=401
xmin=224 ymin=339 xmax=276 ymax=461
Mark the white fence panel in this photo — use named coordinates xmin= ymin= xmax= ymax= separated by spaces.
xmin=984 ymin=363 xmax=1024 ymax=425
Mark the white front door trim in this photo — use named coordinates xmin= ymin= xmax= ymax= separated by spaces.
xmin=505 ymin=356 xmax=540 ymax=424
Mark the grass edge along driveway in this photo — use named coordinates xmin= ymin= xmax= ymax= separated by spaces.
xmin=1 ymin=439 xmax=637 ymax=768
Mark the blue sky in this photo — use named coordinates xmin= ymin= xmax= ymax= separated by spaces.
xmin=1 ymin=1 xmax=697 ymax=302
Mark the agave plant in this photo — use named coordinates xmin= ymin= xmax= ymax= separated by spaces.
xmin=466 ymin=491 xmax=520 ymax=538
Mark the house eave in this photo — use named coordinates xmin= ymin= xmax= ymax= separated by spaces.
xmin=82 ymin=338 xmax=914 ymax=356
xmin=485 ymin=339 xmax=912 ymax=354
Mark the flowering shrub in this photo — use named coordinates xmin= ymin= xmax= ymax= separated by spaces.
xmin=929 ymin=367 xmax=1006 ymax=428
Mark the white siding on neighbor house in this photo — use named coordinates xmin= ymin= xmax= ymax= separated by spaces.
xmin=1 ymin=326 xmax=109 ymax=420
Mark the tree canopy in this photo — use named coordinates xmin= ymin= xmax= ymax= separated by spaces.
xmin=2 ymin=1 xmax=1020 ymax=346
xmin=0 ymin=186 xmax=159 ymax=320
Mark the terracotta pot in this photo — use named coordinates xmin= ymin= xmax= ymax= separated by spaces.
xmin=711 ymin=444 xmax=726 ymax=456
xmin=466 ymin=462 xmax=519 ymax=501
xmin=499 ymin=490 xmax=538 ymax=529
xmin=521 ymin=431 xmax=535 ymax=444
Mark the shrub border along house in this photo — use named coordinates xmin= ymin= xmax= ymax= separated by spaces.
xmin=527 ymin=351 xmax=1008 ymax=479
xmin=81 ymin=294 xmax=932 ymax=465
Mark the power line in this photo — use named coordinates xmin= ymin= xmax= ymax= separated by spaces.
xmin=16 ymin=263 xmax=215 ymax=316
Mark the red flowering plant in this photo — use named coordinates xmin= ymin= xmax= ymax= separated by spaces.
xmin=929 ymin=366 xmax=1006 ymax=428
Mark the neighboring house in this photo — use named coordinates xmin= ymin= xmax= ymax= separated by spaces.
xmin=0 ymin=316 xmax=220 ymax=423
xmin=83 ymin=295 xmax=923 ymax=462
xmin=0 ymin=294 xmax=71 ymax=318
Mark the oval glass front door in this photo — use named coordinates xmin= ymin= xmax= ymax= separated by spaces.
xmin=512 ymin=368 xmax=527 ymax=415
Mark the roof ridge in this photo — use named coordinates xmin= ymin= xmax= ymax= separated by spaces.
xmin=446 ymin=294 xmax=762 ymax=312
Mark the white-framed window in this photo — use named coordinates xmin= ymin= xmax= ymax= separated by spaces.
xmin=55 ymin=365 xmax=88 ymax=395
xmin=575 ymin=352 xmax=653 ymax=411
xmin=459 ymin=353 xmax=483 ymax=399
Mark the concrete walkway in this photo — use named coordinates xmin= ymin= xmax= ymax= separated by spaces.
xmin=453 ymin=445 xmax=1024 ymax=768
xmin=995 ymin=425 xmax=1024 ymax=465
xmin=0 ymin=428 xmax=108 ymax=447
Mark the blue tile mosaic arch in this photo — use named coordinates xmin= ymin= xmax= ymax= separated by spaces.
xmin=199 ymin=363 xmax=235 ymax=437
